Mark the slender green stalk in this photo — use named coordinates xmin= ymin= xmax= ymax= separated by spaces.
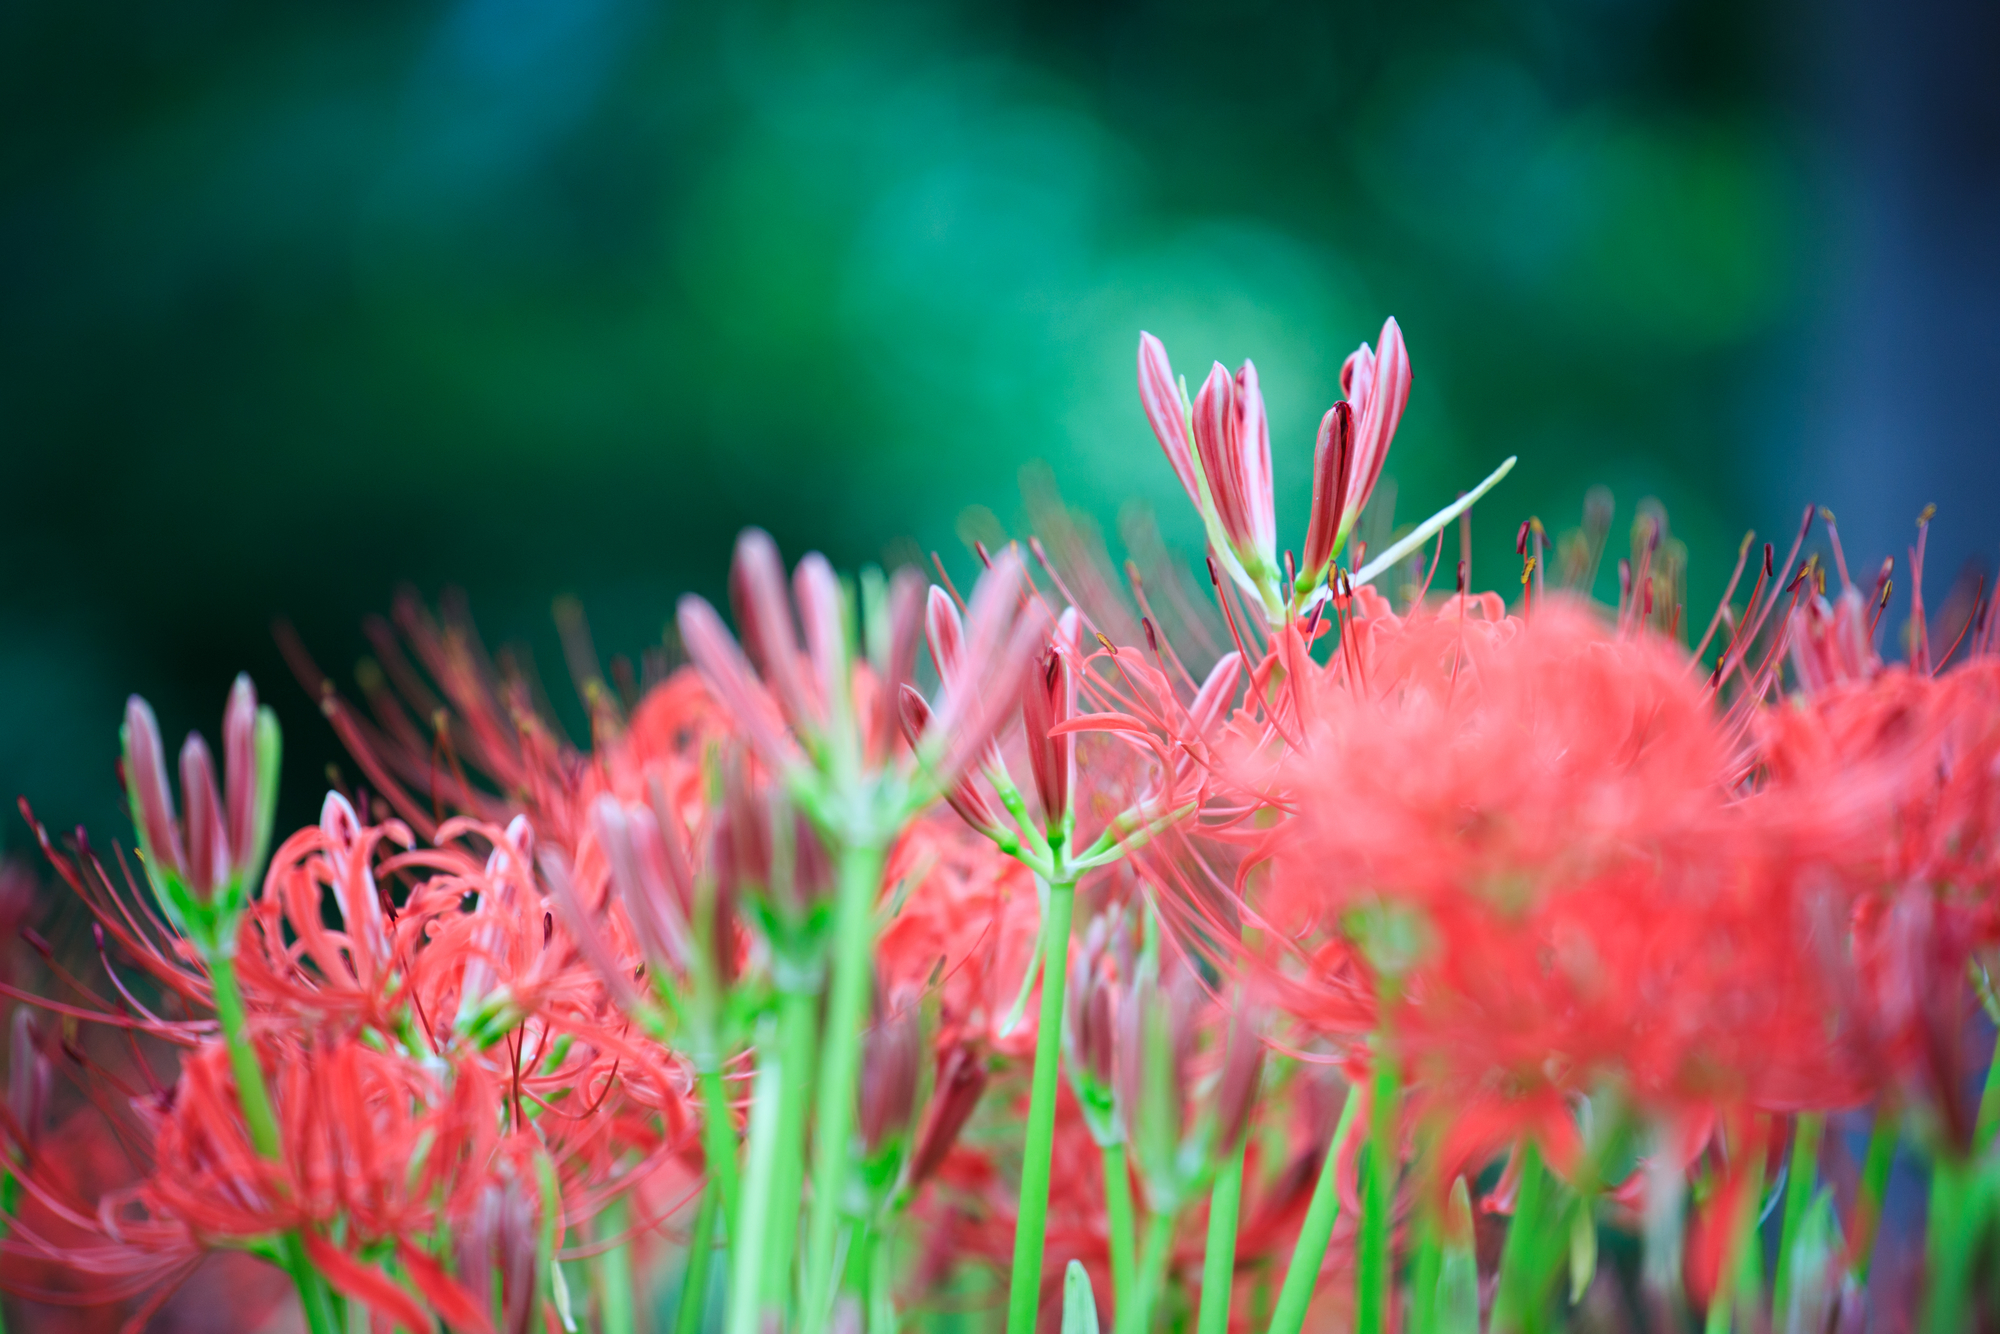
xmin=1852 ymin=1103 xmax=1898 ymax=1282
xmin=1701 ymin=1121 xmax=1768 ymax=1334
xmin=867 ymin=1221 xmax=897 ymax=1334
xmin=597 ymin=1194 xmax=636 ymax=1334
xmin=1119 ymin=1204 xmax=1177 ymax=1334
xmin=699 ymin=1063 xmax=743 ymax=1248
xmin=1490 ymin=1141 xmax=1548 ymax=1334
xmin=1005 ymin=877 xmax=1079 ymax=1334
xmin=1979 ymin=1026 xmax=2000 ymax=1151
xmin=1197 ymin=1137 xmax=1247 ymax=1334
xmin=1920 ymin=1031 xmax=1998 ymax=1334
xmin=212 ymin=954 xmax=339 ymax=1334
xmin=1357 ymin=1029 xmax=1401 ymax=1334
xmin=676 ymin=1182 xmax=720 ymax=1334
xmin=1407 ymin=1208 xmax=1441 ymax=1334
xmin=802 ymin=838 xmax=888 ymax=1334
xmin=1771 ymin=1113 xmax=1824 ymax=1320
xmin=764 ymin=982 xmax=820 ymax=1312
xmin=1102 ymin=1140 xmax=1137 ymax=1313
xmin=1266 ymin=1085 xmax=1360 ymax=1334
xmin=209 ymin=956 xmax=281 ymax=1158
xmin=728 ymin=1038 xmax=785 ymax=1334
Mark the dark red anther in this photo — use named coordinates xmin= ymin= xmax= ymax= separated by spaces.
xmin=1206 ymin=554 xmax=1221 ymax=589
xmin=543 ymin=912 xmax=553 ymax=947
xmin=1763 ymin=543 xmax=1775 ymax=578
xmin=1142 ymin=618 xmax=1160 ymax=654
xmin=1456 ymin=560 xmax=1468 ymax=594
xmin=1515 ymin=520 xmax=1531 ymax=556
xmin=974 ymin=541 xmax=994 ymax=570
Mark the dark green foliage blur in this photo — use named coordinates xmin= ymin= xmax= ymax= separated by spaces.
xmin=0 ymin=0 xmax=1803 ymax=842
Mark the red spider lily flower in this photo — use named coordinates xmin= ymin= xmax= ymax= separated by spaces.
xmin=1326 ymin=317 xmax=1410 ymax=564
xmin=1254 ymin=600 xmax=1850 ymax=1183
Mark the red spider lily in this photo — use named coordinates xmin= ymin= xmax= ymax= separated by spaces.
xmin=1253 ymin=601 xmax=1856 ymax=1184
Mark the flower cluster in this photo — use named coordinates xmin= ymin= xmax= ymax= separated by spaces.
xmin=3 ymin=321 xmax=1997 ymax=1334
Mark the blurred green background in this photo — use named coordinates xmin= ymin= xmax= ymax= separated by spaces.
xmin=1 ymin=0 xmax=1993 ymax=842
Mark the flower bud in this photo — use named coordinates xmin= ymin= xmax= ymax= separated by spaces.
xmin=859 ymin=987 xmax=921 ymax=1156
xmin=121 ymin=695 xmax=185 ymax=885
xmin=1191 ymin=359 xmax=1275 ymax=580
xmin=7 ymin=1008 xmax=49 ymax=1153
xmin=1138 ymin=333 xmax=1201 ymax=509
xmin=1020 ymin=610 xmax=1078 ymax=830
xmin=1212 ymin=1002 xmax=1267 ymax=1152
xmin=178 ymin=732 xmax=228 ymax=899
xmin=1301 ymin=399 xmax=1355 ymax=584
xmin=907 ymin=1042 xmax=988 ymax=1189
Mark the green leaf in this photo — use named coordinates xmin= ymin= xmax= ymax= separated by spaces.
xmin=1063 ymin=1260 xmax=1101 ymax=1334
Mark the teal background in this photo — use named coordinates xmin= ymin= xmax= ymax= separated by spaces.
xmin=0 ymin=0 xmax=1992 ymax=843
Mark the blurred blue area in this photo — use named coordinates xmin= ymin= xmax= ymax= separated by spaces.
xmin=0 ymin=0 xmax=1991 ymax=843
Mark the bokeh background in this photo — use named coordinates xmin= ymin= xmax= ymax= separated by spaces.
xmin=2 ymin=0 xmax=1995 ymax=843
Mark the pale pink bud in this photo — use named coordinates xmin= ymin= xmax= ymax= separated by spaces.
xmin=897 ymin=687 xmax=1007 ymax=835
xmin=1138 ymin=333 xmax=1201 ymax=508
xmin=729 ymin=529 xmax=818 ymax=729
xmin=872 ymin=567 xmax=927 ymax=761
xmin=793 ymin=552 xmax=845 ymax=722
xmin=1213 ymin=1004 xmax=1266 ymax=1151
xmin=926 ymin=549 xmax=1047 ymax=791
xmin=178 ymin=733 xmax=228 ymax=898
xmin=924 ymin=585 xmax=965 ymax=687
xmin=540 ymin=846 xmax=643 ymax=1014
xmin=676 ymin=594 xmax=801 ymax=771
xmin=221 ymin=674 xmax=260 ymax=873
xmin=1338 ymin=317 xmax=1412 ymax=543
xmin=121 ymin=696 xmax=185 ymax=882
xmin=592 ymin=795 xmax=691 ymax=975
xmin=1191 ymin=360 xmax=1275 ymax=570
xmin=8 ymin=1009 xmax=49 ymax=1151
xmin=1019 ymin=621 xmax=1077 ymax=826
xmin=1301 ymin=399 xmax=1355 ymax=581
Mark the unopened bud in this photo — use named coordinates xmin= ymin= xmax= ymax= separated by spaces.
xmin=178 ymin=733 xmax=228 ymax=899
xmin=907 ymin=1043 xmax=987 ymax=1188
xmin=859 ymin=988 xmax=921 ymax=1155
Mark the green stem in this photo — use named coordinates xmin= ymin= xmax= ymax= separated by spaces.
xmin=1920 ymin=1031 xmax=1999 ymax=1334
xmin=1357 ymin=1024 xmax=1401 ymax=1334
xmin=1979 ymin=1024 xmax=2000 ymax=1152
xmin=1408 ymin=1207 xmax=1441 ymax=1334
xmin=1197 ymin=1137 xmax=1247 ymax=1334
xmin=1120 ymin=1204 xmax=1177 ymax=1334
xmin=699 ymin=1062 xmax=742 ymax=1246
xmin=1771 ymin=1113 xmax=1824 ymax=1320
xmin=676 ymin=1182 xmax=720 ymax=1334
xmin=1266 ymin=1084 xmax=1360 ymax=1334
xmin=1490 ymin=1141 xmax=1548 ymax=1334
xmin=598 ymin=1194 xmax=636 ymax=1334
xmin=1701 ymin=1121 xmax=1769 ymax=1334
xmin=1102 ymin=1140 xmax=1137 ymax=1314
xmin=867 ymin=1221 xmax=897 ymax=1334
xmin=212 ymin=954 xmax=339 ymax=1334
xmin=1852 ymin=1103 xmax=1898 ymax=1283
xmin=209 ymin=954 xmax=281 ymax=1158
xmin=765 ymin=981 xmax=820 ymax=1313
xmin=1005 ymin=877 xmax=1079 ymax=1334
xmin=728 ymin=1033 xmax=785 ymax=1334
xmin=802 ymin=838 xmax=888 ymax=1334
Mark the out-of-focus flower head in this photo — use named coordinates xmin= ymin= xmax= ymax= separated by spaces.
xmin=678 ymin=530 xmax=1043 ymax=850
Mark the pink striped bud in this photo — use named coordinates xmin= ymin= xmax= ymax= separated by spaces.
xmin=1301 ymin=399 xmax=1355 ymax=583
xmin=1138 ymin=333 xmax=1201 ymax=508
xmin=793 ymin=552 xmax=846 ymax=722
xmin=121 ymin=696 xmax=185 ymax=884
xmin=1020 ymin=610 xmax=1078 ymax=828
xmin=729 ymin=528 xmax=818 ymax=730
xmin=177 ymin=733 xmax=228 ymax=899
xmin=222 ymin=674 xmax=260 ymax=872
xmin=907 ymin=1042 xmax=988 ymax=1188
xmin=1191 ymin=359 xmax=1275 ymax=575
xmin=1336 ymin=317 xmax=1412 ymax=552
xmin=898 ymin=687 xmax=1008 ymax=836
